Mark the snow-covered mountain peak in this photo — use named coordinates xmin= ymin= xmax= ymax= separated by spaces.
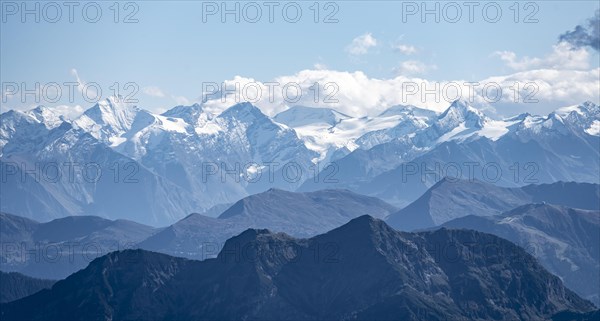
xmin=552 ymin=101 xmax=600 ymax=136
xmin=556 ymin=101 xmax=599 ymax=118
xmin=505 ymin=112 xmax=532 ymax=122
xmin=378 ymin=104 xmax=415 ymax=117
xmin=3 ymin=97 xmax=600 ymax=227
xmin=218 ymin=102 xmax=267 ymax=123
xmin=73 ymin=97 xmax=140 ymax=145
xmin=162 ymin=103 xmax=200 ymax=115
xmin=25 ymin=106 xmax=65 ymax=129
xmin=513 ymin=110 xmax=579 ymax=138
xmin=77 ymin=98 xmax=137 ymax=125
xmin=377 ymin=104 xmax=437 ymax=119
xmin=0 ymin=105 xmax=64 ymax=129
xmin=86 ymin=97 xmax=139 ymax=122
xmin=413 ymin=100 xmax=524 ymax=144
xmin=580 ymin=101 xmax=600 ymax=115
xmin=161 ymin=103 xmax=220 ymax=134
xmin=162 ymin=103 xmax=208 ymax=122
xmin=274 ymin=105 xmax=351 ymax=127
xmin=0 ymin=110 xmax=34 ymax=150
xmin=437 ymin=99 xmax=486 ymax=130
xmin=0 ymin=106 xmax=61 ymax=132
xmin=444 ymin=99 xmax=484 ymax=117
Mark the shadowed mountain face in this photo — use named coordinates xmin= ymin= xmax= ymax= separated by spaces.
xmin=139 ymin=188 xmax=397 ymax=259
xmin=386 ymin=179 xmax=600 ymax=231
xmin=441 ymin=203 xmax=600 ymax=306
xmin=1 ymin=216 xmax=595 ymax=321
xmin=0 ymin=272 xmax=55 ymax=303
xmin=0 ymin=213 xmax=157 ymax=279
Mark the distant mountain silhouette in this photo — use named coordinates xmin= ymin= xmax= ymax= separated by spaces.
xmin=0 ymin=212 xmax=157 ymax=279
xmin=139 ymin=188 xmax=397 ymax=259
xmin=386 ymin=179 xmax=599 ymax=231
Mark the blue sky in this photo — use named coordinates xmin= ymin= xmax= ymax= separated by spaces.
xmin=1 ymin=1 xmax=599 ymax=117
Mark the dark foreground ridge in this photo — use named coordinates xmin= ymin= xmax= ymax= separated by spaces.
xmin=1 ymin=215 xmax=596 ymax=320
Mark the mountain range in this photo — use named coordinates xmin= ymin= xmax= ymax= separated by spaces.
xmin=299 ymin=100 xmax=600 ymax=207
xmin=1 ymin=216 xmax=596 ymax=320
xmin=3 ymin=179 xmax=598 ymax=313
xmin=386 ymin=178 xmax=600 ymax=231
xmin=0 ymin=212 xmax=157 ymax=279
xmin=140 ymin=188 xmax=396 ymax=259
xmin=1 ymin=99 xmax=598 ymax=224
xmin=1 ymin=188 xmax=396 ymax=278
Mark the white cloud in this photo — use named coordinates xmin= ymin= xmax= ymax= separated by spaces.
xmin=484 ymin=68 xmax=599 ymax=103
xmin=346 ymin=33 xmax=377 ymax=56
xmin=141 ymin=86 xmax=194 ymax=107
xmin=392 ymin=43 xmax=418 ymax=55
xmin=70 ymin=68 xmax=89 ymax=95
xmin=143 ymin=86 xmax=166 ymax=98
xmin=313 ymin=63 xmax=328 ymax=70
xmin=393 ymin=60 xmax=436 ymax=76
xmin=199 ymin=70 xmax=462 ymax=116
xmin=6 ymin=44 xmax=597 ymax=120
xmin=5 ymin=67 xmax=597 ymax=120
xmin=494 ymin=42 xmax=590 ymax=71
xmin=51 ymin=104 xmax=85 ymax=120
xmin=201 ymin=67 xmax=599 ymax=118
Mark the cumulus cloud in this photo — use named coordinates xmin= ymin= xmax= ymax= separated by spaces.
xmin=346 ymin=33 xmax=377 ymax=56
xmin=140 ymin=85 xmax=198 ymax=108
xmin=50 ymin=104 xmax=86 ymax=120
xmin=6 ymin=67 xmax=596 ymax=119
xmin=494 ymin=42 xmax=590 ymax=71
xmin=142 ymin=87 xmax=197 ymax=108
xmin=313 ymin=63 xmax=328 ymax=70
xmin=200 ymin=67 xmax=599 ymax=118
xmin=7 ymin=39 xmax=597 ymax=120
xmin=142 ymin=86 xmax=166 ymax=98
xmin=392 ymin=43 xmax=418 ymax=55
xmin=559 ymin=10 xmax=599 ymax=52
xmin=480 ymin=68 xmax=599 ymax=115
